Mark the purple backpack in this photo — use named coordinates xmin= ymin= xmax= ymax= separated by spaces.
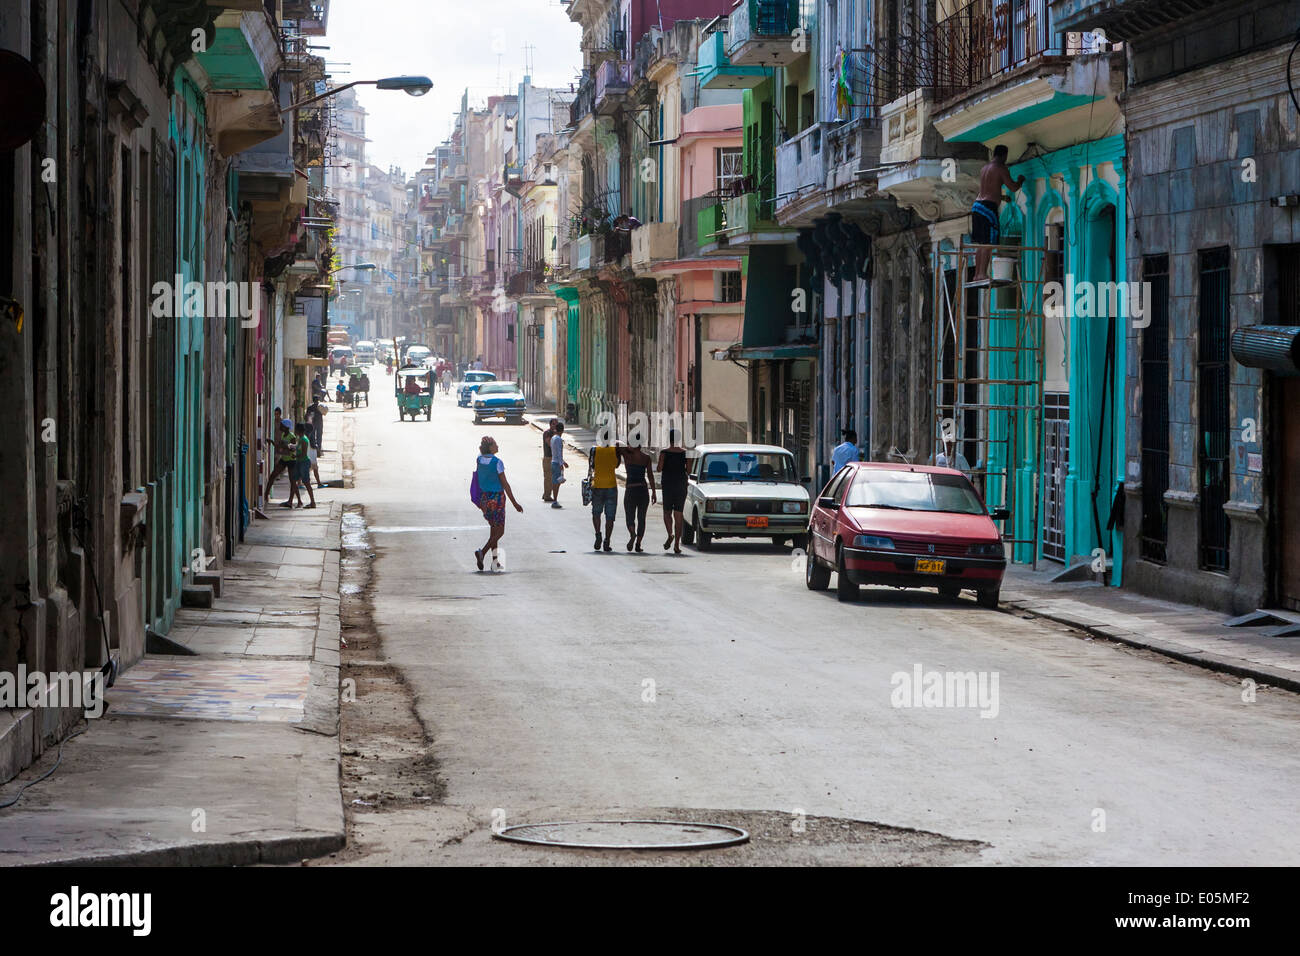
xmin=470 ymin=468 xmax=481 ymax=505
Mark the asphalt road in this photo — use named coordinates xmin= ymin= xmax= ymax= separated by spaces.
xmin=338 ymin=374 xmax=1300 ymax=865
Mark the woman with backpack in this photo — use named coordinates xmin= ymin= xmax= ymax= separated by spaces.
xmin=472 ymin=436 xmax=523 ymax=571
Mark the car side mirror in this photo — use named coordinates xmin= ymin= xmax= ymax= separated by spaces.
xmin=818 ymin=496 xmax=839 ymax=509
xmin=990 ymin=508 xmax=1011 ymax=521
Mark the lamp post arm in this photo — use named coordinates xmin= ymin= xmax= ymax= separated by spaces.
xmin=282 ymin=80 xmax=375 ymax=114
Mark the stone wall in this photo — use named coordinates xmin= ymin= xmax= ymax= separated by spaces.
xmin=1121 ymin=40 xmax=1297 ymax=612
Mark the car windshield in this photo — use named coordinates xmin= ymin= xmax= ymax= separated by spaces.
xmin=476 ymin=383 xmax=518 ymax=396
xmin=465 ymin=372 xmax=495 ymax=383
xmin=698 ymin=452 xmax=797 ymax=482
xmin=843 ymin=470 xmax=986 ymax=515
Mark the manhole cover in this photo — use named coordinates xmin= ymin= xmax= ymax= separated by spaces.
xmin=493 ymin=820 xmax=749 ymax=850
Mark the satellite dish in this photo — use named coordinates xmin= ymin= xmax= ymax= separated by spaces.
xmin=0 ymin=50 xmax=45 ymax=150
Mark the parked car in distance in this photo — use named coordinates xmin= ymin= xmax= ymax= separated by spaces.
xmin=329 ymin=345 xmax=353 ymax=373
xmin=472 ymin=382 xmax=526 ymax=424
xmin=457 ymin=370 xmax=497 ymax=406
xmin=805 ymin=462 xmax=1008 ymax=606
xmin=683 ymin=444 xmax=810 ymax=551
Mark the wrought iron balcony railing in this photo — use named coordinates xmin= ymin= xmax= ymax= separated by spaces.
xmin=867 ymin=0 xmax=1094 ymax=105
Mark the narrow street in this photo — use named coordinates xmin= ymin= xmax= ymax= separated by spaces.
xmin=321 ymin=382 xmax=1300 ymax=866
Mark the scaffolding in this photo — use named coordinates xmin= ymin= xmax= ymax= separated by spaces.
xmin=933 ymin=240 xmax=1047 ymax=565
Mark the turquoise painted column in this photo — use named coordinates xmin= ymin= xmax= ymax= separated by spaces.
xmin=1109 ymin=162 xmax=1128 ymax=586
xmin=1067 ymin=160 xmax=1123 ymax=570
xmin=1062 ymin=162 xmax=1088 ymax=566
xmin=170 ymin=72 xmax=206 ymax=622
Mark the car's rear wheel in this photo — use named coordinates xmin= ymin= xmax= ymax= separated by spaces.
xmin=806 ymin=548 xmax=830 ymax=590
xmin=791 ymin=533 xmax=808 ymax=551
xmin=770 ymin=536 xmax=786 ymax=547
xmin=938 ymin=583 xmax=961 ymax=600
xmin=836 ymin=543 xmax=859 ymax=602
xmin=977 ymin=587 xmax=1000 ymax=609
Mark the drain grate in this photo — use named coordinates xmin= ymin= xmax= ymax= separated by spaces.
xmin=493 ymin=819 xmax=748 ymax=850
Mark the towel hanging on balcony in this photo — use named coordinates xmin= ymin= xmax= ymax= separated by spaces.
xmin=836 ymin=47 xmax=854 ymax=119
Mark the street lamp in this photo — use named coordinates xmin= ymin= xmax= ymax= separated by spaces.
xmin=328 ymin=262 xmax=377 ymax=276
xmin=283 ymin=77 xmax=433 ymax=113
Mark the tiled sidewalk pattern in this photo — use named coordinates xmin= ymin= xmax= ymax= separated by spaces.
xmin=107 ymin=658 xmax=310 ymax=722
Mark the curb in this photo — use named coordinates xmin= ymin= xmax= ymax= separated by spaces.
xmin=16 ymin=831 xmax=346 ymax=868
xmin=1001 ymin=597 xmax=1300 ymax=695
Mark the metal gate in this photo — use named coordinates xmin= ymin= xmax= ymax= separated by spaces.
xmin=1042 ymin=392 xmax=1069 ymax=562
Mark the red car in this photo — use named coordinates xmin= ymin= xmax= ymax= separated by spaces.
xmin=805 ymin=462 xmax=1009 ymax=607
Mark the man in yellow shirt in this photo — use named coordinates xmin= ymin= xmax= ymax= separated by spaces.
xmin=590 ymin=440 xmax=620 ymax=552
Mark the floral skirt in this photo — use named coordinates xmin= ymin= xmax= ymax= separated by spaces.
xmin=480 ymin=491 xmax=506 ymax=526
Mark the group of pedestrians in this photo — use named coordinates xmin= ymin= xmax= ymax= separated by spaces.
xmin=539 ymin=418 xmax=690 ymax=554
xmin=263 ymin=405 xmax=321 ymax=510
xmin=469 ymin=418 xmax=694 ymax=571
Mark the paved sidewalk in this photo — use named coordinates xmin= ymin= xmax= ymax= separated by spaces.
xmin=0 ymin=411 xmax=351 ymax=865
xmin=1001 ymin=564 xmax=1300 ymax=693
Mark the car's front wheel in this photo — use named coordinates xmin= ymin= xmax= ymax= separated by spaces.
xmin=977 ymin=587 xmax=1000 ymax=609
xmin=697 ymin=528 xmax=713 ymax=551
xmin=805 ymin=548 xmax=830 ymax=590
xmin=836 ymin=543 xmax=859 ymax=602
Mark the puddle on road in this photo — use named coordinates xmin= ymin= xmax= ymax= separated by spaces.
xmin=341 ymin=511 xmax=369 ymax=550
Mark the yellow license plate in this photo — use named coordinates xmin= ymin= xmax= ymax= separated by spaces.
xmin=746 ymin=515 xmax=769 ymax=528
xmin=915 ymin=558 xmax=946 ymax=574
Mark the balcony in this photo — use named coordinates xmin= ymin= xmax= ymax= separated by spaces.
xmin=444 ymin=213 xmax=467 ymax=236
xmin=603 ymin=230 xmax=630 ymax=264
xmin=727 ymin=0 xmax=805 ymax=68
xmin=506 ymin=270 xmax=532 ymax=296
xmin=570 ymin=75 xmax=595 ymax=127
xmin=774 ymin=124 xmax=828 ymax=221
xmin=698 ymin=29 xmax=768 ymax=90
xmin=931 ymin=0 xmax=1122 ymax=155
xmin=876 ymin=90 xmax=985 ymax=219
xmin=823 ymin=115 xmax=883 ymax=198
xmin=594 ymin=59 xmax=631 ymax=116
xmin=196 ymin=8 xmax=283 ymax=155
xmin=1051 ymin=0 xmax=1216 ymax=41
xmin=697 ymin=202 xmax=727 ymax=252
xmin=575 ymin=234 xmax=593 ymax=271
xmin=630 ymin=221 xmax=678 ymax=271
xmin=282 ymin=1 xmax=329 ymax=36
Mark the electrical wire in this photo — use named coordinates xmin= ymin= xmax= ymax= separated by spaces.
xmin=1288 ymin=30 xmax=1300 ymax=116
xmin=0 ymin=727 xmax=87 ymax=810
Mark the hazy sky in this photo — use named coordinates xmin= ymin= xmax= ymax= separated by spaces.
xmin=325 ymin=0 xmax=582 ymax=175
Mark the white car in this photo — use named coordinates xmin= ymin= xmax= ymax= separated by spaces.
xmin=684 ymin=444 xmax=811 ymax=551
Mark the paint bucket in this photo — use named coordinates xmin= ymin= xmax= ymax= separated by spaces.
xmin=991 ymin=255 xmax=1016 ymax=284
